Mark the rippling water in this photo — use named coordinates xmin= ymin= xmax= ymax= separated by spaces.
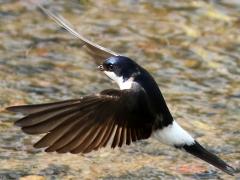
xmin=0 ymin=0 xmax=239 ymax=179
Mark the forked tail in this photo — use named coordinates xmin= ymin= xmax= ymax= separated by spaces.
xmin=182 ymin=141 xmax=235 ymax=176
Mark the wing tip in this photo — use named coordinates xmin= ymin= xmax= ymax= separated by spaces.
xmin=6 ymin=106 xmax=26 ymax=127
xmin=14 ymin=120 xmax=22 ymax=127
xmin=6 ymin=106 xmax=19 ymax=112
xmin=35 ymin=1 xmax=118 ymax=60
xmin=6 ymin=105 xmax=30 ymax=114
xmin=34 ymin=141 xmax=45 ymax=149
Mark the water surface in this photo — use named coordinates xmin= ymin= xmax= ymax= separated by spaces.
xmin=0 ymin=0 xmax=239 ymax=179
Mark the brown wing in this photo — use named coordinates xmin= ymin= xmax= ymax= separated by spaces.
xmin=7 ymin=89 xmax=156 ymax=154
xmin=36 ymin=3 xmax=119 ymax=64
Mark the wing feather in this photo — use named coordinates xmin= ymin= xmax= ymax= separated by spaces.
xmin=21 ymin=111 xmax=80 ymax=134
xmin=42 ymin=111 xmax=92 ymax=151
xmin=7 ymin=99 xmax=81 ymax=115
xmin=8 ymin=88 xmax=156 ymax=153
xmin=14 ymin=97 xmax=100 ymax=127
xmin=70 ymin=123 xmax=101 ymax=154
xmin=83 ymin=120 xmax=110 ymax=153
xmin=126 ymin=128 xmax=131 ymax=145
xmin=111 ymin=124 xmax=122 ymax=148
xmin=101 ymin=120 xmax=117 ymax=148
xmin=131 ymin=128 xmax=137 ymax=142
xmin=118 ymin=121 xmax=127 ymax=147
xmin=34 ymin=115 xmax=79 ymax=148
xmin=56 ymin=120 xmax=96 ymax=153
xmin=36 ymin=4 xmax=118 ymax=63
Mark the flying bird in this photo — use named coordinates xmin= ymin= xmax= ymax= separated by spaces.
xmin=6 ymin=4 xmax=235 ymax=176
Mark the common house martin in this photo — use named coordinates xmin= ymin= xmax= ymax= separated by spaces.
xmin=6 ymin=4 xmax=235 ymax=176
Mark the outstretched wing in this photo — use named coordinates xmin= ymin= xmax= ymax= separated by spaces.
xmin=7 ymin=89 xmax=155 ymax=154
xmin=36 ymin=3 xmax=119 ymax=63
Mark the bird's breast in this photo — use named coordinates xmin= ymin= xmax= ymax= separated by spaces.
xmin=119 ymin=77 xmax=134 ymax=90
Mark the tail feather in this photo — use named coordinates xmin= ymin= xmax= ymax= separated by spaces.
xmin=182 ymin=141 xmax=235 ymax=176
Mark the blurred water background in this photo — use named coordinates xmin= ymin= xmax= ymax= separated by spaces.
xmin=0 ymin=0 xmax=239 ymax=179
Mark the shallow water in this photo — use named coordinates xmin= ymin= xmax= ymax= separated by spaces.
xmin=0 ymin=0 xmax=239 ymax=179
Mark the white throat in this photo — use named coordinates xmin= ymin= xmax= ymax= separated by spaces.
xmin=104 ymin=71 xmax=133 ymax=90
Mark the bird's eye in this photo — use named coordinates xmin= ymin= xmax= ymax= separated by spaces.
xmin=107 ymin=64 xmax=114 ymax=71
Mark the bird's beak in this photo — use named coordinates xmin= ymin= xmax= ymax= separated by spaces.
xmin=98 ymin=64 xmax=104 ymax=71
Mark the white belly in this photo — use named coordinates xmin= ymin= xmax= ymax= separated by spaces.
xmin=153 ymin=121 xmax=195 ymax=146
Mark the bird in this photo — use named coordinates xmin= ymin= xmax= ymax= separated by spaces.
xmin=6 ymin=4 xmax=235 ymax=176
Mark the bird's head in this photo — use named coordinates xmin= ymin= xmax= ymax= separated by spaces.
xmin=98 ymin=56 xmax=140 ymax=89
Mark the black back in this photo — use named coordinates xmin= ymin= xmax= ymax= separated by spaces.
xmin=105 ymin=56 xmax=174 ymax=128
